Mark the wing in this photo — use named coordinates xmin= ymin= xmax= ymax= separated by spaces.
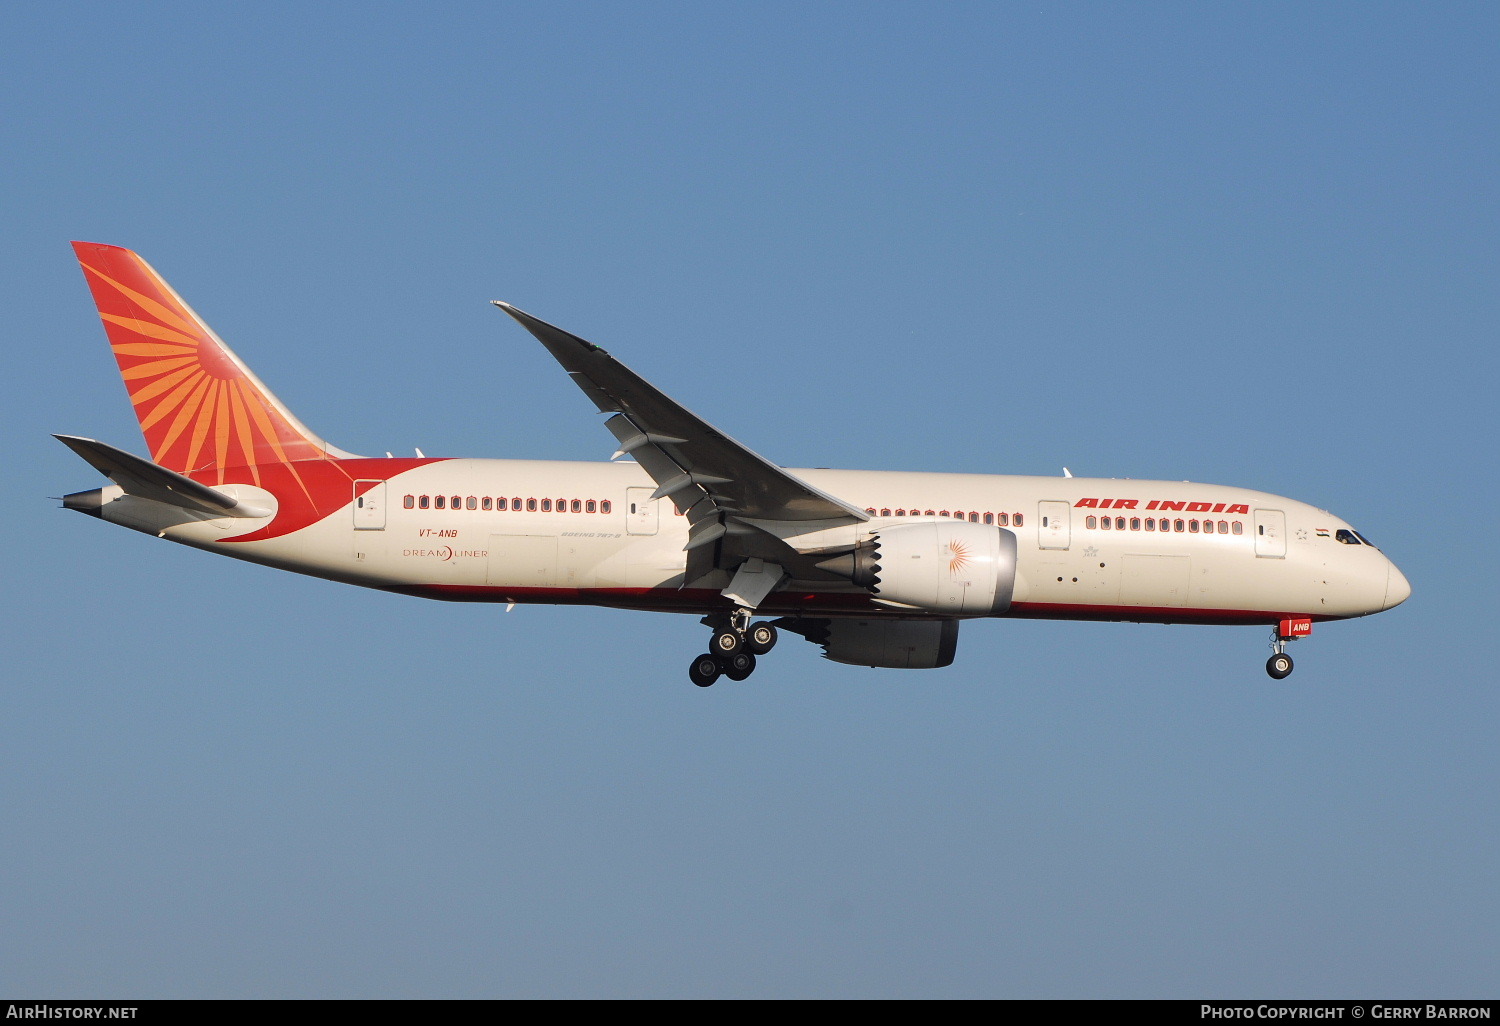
xmin=493 ymin=303 xmax=868 ymax=591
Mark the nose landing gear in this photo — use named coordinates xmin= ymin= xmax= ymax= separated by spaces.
xmin=688 ymin=610 xmax=779 ymax=686
xmin=1265 ymin=618 xmax=1312 ymax=679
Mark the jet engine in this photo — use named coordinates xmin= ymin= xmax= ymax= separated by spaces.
xmin=814 ymin=520 xmax=1017 ymax=615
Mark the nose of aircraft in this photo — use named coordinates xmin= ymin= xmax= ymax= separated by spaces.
xmin=1383 ymin=560 xmax=1412 ymax=610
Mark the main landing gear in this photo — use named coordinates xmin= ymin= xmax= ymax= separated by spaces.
xmin=688 ymin=610 xmax=779 ymax=686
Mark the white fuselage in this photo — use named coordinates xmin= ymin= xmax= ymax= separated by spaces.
xmin=87 ymin=457 xmax=1409 ymax=626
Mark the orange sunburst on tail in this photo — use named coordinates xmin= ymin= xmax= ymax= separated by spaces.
xmin=71 ymin=242 xmax=342 ymax=484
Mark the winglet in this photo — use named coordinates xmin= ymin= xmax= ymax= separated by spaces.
xmin=492 ymin=301 xmax=610 ymax=356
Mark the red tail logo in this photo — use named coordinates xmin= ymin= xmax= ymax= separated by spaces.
xmin=72 ymin=242 xmax=334 ymax=482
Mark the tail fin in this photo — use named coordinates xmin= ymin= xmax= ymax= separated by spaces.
xmin=71 ymin=242 xmax=355 ymax=476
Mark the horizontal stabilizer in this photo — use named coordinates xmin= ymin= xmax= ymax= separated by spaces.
xmin=54 ymin=434 xmax=271 ymax=518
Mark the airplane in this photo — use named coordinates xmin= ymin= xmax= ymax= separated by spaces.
xmin=58 ymin=242 xmax=1410 ymax=686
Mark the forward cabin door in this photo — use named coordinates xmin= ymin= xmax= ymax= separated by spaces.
xmin=1038 ymin=500 xmax=1071 ymax=550
xmin=1253 ymin=509 xmax=1287 ymax=558
xmin=354 ymin=480 xmax=386 ymax=530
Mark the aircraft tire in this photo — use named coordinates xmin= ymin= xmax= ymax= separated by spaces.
xmin=746 ymin=622 xmax=778 ymax=655
xmin=724 ymin=651 xmax=757 ymax=681
xmin=690 ymin=653 xmax=721 ymax=687
xmin=711 ymin=628 xmax=743 ymax=656
xmin=1266 ymin=653 xmax=1294 ymax=679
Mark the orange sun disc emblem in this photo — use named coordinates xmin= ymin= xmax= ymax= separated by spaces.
xmin=946 ymin=539 xmax=971 ymax=575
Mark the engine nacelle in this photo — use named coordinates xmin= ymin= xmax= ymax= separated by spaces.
xmin=816 ymin=520 xmax=1017 ymax=615
xmin=778 ymin=617 xmax=960 ymax=669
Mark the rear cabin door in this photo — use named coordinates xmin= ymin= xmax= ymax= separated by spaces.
xmin=1253 ymin=508 xmax=1287 ymax=558
xmin=1038 ymin=500 xmax=1071 ymax=550
xmin=354 ymin=481 xmax=386 ymax=530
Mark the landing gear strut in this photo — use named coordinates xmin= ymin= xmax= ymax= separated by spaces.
xmin=688 ymin=610 xmax=779 ymax=686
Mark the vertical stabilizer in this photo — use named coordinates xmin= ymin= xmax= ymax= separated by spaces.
xmin=71 ymin=242 xmax=356 ymax=477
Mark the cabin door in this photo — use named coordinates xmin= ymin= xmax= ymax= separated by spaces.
xmin=354 ymin=481 xmax=386 ymax=530
xmin=625 ymin=487 xmax=659 ymax=536
xmin=1253 ymin=509 xmax=1287 ymax=558
xmin=1037 ymin=500 xmax=1071 ymax=550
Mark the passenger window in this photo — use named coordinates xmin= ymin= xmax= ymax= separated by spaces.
xmin=1145 ymin=518 xmax=1155 ymax=531
xmin=403 ymin=495 xmax=415 ymax=509
xmin=970 ymin=512 xmax=979 ymax=522
xmin=1130 ymin=517 xmax=1141 ymax=531
xmin=541 ymin=499 xmax=552 ymax=512
xmin=1086 ymin=516 xmax=1098 ymax=529
xmin=984 ymin=513 xmax=993 ymax=525
xmin=865 ymin=508 xmax=876 ymax=515
xmin=601 ymin=500 xmax=612 ymax=514
xmin=586 ymin=499 xmax=596 ymax=513
xmin=497 ymin=498 xmax=508 ymax=510
xmin=1174 ymin=519 xmax=1185 ymax=532
xmin=881 ymin=508 xmax=891 ymax=517
xmin=572 ymin=499 xmax=582 ymax=512
xmin=1013 ymin=513 xmax=1023 ymax=527
xmin=1218 ymin=520 xmax=1228 ymax=533
xmin=467 ymin=496 xmax=477 ymax=510
xmin=1233 ymin=522 xmax=1243 ymax=535
xmin=451 ymin=496 xmax=460 ymax=508
xmin=1189 ymin=520 xmax=1200 ymax=532
xmin=527 ymin=498 xmax=537 ymax=511
xmin=419 ymin=495 xmax=430 ymax=509
xmin=435 ymin=495 xmax=446 ymax=509
xmin=482 ymin=497 xmax=493 ymax=510
xmin=998 ymin=513 xmax=1009 ymax=526
xmin=1100 ymin=517 xmax=1111 ymax=530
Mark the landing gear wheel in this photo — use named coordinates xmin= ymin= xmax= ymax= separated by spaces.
xmin=746 ymin=622 xmax=778 ymax=655
xmin=1266 ymin=653 xmax=1294 ymax=679
xmin=689 ymin=653 xmax=722 ymax=687
xmin=711 ymin=628 xmax=743 ymax=657
xmin=724 ymin=651 xmax=757 ymax=681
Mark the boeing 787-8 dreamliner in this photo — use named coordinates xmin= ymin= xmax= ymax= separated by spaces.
xmin=59 ymin=243 xmax=1410 ymax=685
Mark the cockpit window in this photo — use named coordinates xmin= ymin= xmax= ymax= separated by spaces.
xmin=1335 ymin=529 xmax=1376 ymax=547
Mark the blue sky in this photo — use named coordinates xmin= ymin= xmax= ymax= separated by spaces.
xmin=4 ymin=1 xmax=1496 ymax=999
